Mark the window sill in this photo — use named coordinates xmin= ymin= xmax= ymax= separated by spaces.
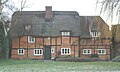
xmin=98 ymin=53 xmax=105 ymax=55
xmin=18 ymin=54 xmax=24 ymax=55
xmin=61 ymin=54 xmax=71 ymax=55
xmin=34 ymin=54 xmax=43 ymax=56
xmin=28 ymin=42 xmax=35 ymax=43
xmin=83 ymin=53 xmax=91 ymax=54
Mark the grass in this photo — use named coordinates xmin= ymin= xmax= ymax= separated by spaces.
xmin=0 ymin=59 xmax=120 ymax=72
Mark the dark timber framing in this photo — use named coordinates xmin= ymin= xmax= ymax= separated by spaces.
xmin=11 ymin=35 xmax=110 ymax=60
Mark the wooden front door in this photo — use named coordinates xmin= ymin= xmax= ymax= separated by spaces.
xmin=44 ymin=46 xmax=51 ymax=60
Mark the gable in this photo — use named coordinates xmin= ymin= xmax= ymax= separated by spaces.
xmin=80 ymin=16 xmax=110 ymax=38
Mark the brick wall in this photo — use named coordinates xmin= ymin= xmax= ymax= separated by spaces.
xmin=80 ymin=38 xmax=110 ymax=60
xmin=11 ymin=49 xmax=27 ymax=59
xmin=11 ymin=36 xmax=110 ymax=60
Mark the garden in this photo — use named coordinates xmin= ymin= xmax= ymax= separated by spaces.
xmin=0 ymin=59 xmax=120 ymax=72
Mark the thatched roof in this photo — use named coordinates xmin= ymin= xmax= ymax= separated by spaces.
xmin=80 ymin=16 xmax=111 ymax=38
xmin=10 ymin=9 xmax=110 ymax=38
xmin=10 ymin=11 xmax=81 ymax=37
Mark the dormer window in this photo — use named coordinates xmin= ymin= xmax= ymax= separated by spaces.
xmin=90 ymin=31 xmax=100 ymax=37
xmin=25 ymin=25 xmax=31 ymax=31
xmin=61 ymin=31 xmax=70 ymax=36
xmin=28 ymin=36 xmax=35 ymax=43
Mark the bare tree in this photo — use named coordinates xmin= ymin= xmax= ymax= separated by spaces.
xmin=97 ymin=0 xmax=120 ymax=23
xmin=20 ymin=0 xmax=27 ymax=11
xmin=0 ymin=0 xmax=9 ymax=59
xmin=4 ymin=0 xmax=29 ymax=13
xmin=97 ymin=0 xmax=120 ymax=58
xmin=0 ymin=0 xmax=29 ymax=59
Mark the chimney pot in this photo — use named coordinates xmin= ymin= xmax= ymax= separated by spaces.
xmin=45 ymin=6 xmax=53 ymax=20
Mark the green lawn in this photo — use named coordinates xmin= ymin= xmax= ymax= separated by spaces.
xmin=0 ymin=59 xmax=120 ymax=72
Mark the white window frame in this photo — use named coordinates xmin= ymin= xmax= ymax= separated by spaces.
xmin=18 ymin=49 xmax=24 ymax=55
xmin=61 ymin=48 xmax=71 ymax=55
xmin=83 ymin=49 xmax=91 ymax=54
xmin=51 ymin=48 xmax=54 ymax=53
xmin=34 ymin=49 xmax=43 ymax=55
xmin=97 ymin=49 xmax=106 ymax=54
xmin=61 ymin=32 xmax=70 ymax=36
xmin=90 ymin=31 xmax=100 ymax=37
xmin=28 ymin=36 xmax=35 ymax=43
xmin=25 ymin=25 xmax=31 ymax=30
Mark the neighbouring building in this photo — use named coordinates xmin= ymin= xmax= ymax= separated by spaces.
xmin=111 ymin=24 xmax=120 ymax=58
xmin=9 ymin=6 xmax=111 ymax=60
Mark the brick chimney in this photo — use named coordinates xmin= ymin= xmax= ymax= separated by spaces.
xmin=45 ymin=6 xmax=53 ymax=21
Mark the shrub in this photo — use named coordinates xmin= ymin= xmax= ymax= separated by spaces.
xmin=56 ymin=55 xmax=71 ymax=58
xmin=112 ymin=55 xmax=120 ymax=62
xmin=55 ymin=57 xmax=103 ymax=62
xmin=91 ymin=54 xmax=99 ymax=58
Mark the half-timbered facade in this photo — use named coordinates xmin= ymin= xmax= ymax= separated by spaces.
xmin=10 ymin=6 xmax=111 ymax=60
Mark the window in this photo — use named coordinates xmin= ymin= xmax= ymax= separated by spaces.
xmin=97 ymin=49 xmax=106 ymax=54
xmin=51 ymin=48 xmax=54 ymax=53
xmin=34 ymin=49 xmax=43 ymax=55
xmin=83 ymin=49 xmax=91 ymax=54
xmin=28 ymin=36 xmax=35 ymax=43
xmin=61 ymin=32 xmax=70 ymax=36
xmin=25 ymin=25 xmax=31 ymax=31
xmin=61 ymin=48 xmax=71 ymax=55
xmin=18 ymin=49 xmax=24 ymax=55
xmin=90 ymin=31 xmax=100 ymax=37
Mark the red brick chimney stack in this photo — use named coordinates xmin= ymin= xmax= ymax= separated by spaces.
xmin=45 ymin=6 xmax=53 ymax=20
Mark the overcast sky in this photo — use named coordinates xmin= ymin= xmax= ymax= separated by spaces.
xmin=12 ymin=0 xmax=99 ymax=15
xmin=33 ymin=0 xmax=99 ymax=16
xmin=10 ymin=0 xmax=117 ymax=25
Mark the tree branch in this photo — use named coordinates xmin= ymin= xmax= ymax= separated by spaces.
xmin=2 ymin=0 xmax=9 ymax=4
